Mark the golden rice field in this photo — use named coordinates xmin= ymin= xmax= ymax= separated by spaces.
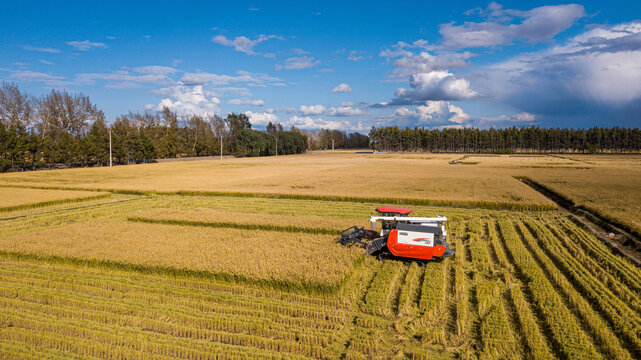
xmin=0 ymin=152 xmax=640 ymax=359
xmin=0 ymin=186 xmax=109 ymax=212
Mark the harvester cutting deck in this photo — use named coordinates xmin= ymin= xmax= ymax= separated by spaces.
xmin=337 ymin=207 xmax=455 ymax=261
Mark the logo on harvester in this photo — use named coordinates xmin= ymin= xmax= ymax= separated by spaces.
xmin=399 ymin=232 xmax=408 ymax=236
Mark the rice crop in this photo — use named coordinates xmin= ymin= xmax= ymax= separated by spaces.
xmin=0 ymin=219 xmax=361 ymax=289
xmin=0 ymin=152 xmax=640 ymax=358
xmin=0 ymin=152 xmax=555 ymax=210
xmin=0 ymin=186 xmax=110 ymax=212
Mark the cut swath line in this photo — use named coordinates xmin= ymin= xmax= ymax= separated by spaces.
xmin=127 ymin=216 xmax=339 ymax=235
xmin=0 ymin=193 xmax=112 ymax=214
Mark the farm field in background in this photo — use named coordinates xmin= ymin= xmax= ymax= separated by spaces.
xmin=0 ymin=152 xmax=640 ymax=359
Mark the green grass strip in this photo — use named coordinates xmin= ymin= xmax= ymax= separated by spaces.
xmin=0 ymin=193 xmax=112 ymax=213
xmin=127 ymin=216 xmax=340 ymax=235
xmin=0 ymin=183 xmax=556 ymax=211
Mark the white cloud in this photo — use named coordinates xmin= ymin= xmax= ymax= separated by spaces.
xmin=151 ymin=85 xmax=221 ymax=115
xmin=39 ymin=59 xmax=54 ymax=65
xmin=276 ymin=56 xmax=320 ymax=70
xmin=389 ymin=51 xmax=475 ymax=78
xmin=245 ymin=111 xmax=278 ymax=125
xmin=327 ymin=106 xmax=367 ymax=117
xmin=380 ymin=39 xmax=433 ymax=59
xmin=228 ymin=98 xmax=265 ymax=106
xmin=440 ymin=3 xmax=586 ymax=48
xmin=332 ymin=83 xmax=352 ymax=93
xmin=66 ymin=40 xmax=108 ymax=51
xmin=287 ymin=115 xmax=345 ymax=130
xmin=180 ymin=71 xmax=282 ymax=86
xmin=392 ymin=101 xmax=470 ymax=126
xmin=212 ymin=34 xmax=281 ymax=55
xmin=21 ymin=45 xmax=61 ymax=53
xmin=476 ymin=21 xmax=641 ymax=124
xmin=292 ymin=48 xmax=310 ymax=55
xmin=133 ymin=66 xmax=177 ymax=75
xmin=10 ymin=70 xmax=64 ymax=83
xmin=76 ymin=70 xmax=174 ymax=87
xmin=391 ymin=71 xmax=477 ymax=104
xmin=299 ymin=104 xmax=326 ymax=115
xmin=347 ymin=50 xmax=367 ymax=62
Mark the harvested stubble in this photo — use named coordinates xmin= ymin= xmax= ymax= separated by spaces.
xmin=0 ymin=219 xmax=361 ymax=288
xmin=0 ymin=186 xmax=110 ymax=212
xmin=1 ymin=208 xmax=640 ymax=359
xmin=0 ymin=254 xmax=353 ymax=360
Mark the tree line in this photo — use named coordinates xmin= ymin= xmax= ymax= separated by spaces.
xmin=369 ymin=126 xmax=641 ymax=154
xmin=0 ymin=83 xmax=314 ymax=172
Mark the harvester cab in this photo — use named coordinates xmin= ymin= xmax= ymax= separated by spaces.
xmin=337 ymin=206 xmax=455 ymax=262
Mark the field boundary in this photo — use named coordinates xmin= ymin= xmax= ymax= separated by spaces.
xmin=0 ymin=192 xmax=112 ymax=213
xmin=517 ymin=177 xmax=641 ymax=265
xmin=127 ymin=216 xmax=340 ymax=235
xmin=0 ymin=250 xmax=363 ymax=296
xmin=0 ymin=183 xmax=556 ymax=211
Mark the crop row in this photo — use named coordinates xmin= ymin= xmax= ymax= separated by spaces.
xmin=0 ymin=255 xmax=366 ymax=359
xmin=520 ymin=219 xmax=640 ymax=358
xmin=497 ymin=218 xmax=609 ymax=359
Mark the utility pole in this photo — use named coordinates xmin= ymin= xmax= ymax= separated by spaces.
xmin=332 ymin=138 xmax=335 ymax=151
xmin=220 ymin=135 xmax=223 ymax=160
xmin=109 ymin=129 xmax=112 ymax=168
xmin=275 ymin=137 xmax=278 ymax=156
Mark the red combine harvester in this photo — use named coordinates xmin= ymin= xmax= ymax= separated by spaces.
xmin=337 ymin=206 xmax=454 ymax=261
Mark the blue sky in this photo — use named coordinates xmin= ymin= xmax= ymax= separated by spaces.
xmin=2 ymin=1 xmax=641 ymax=131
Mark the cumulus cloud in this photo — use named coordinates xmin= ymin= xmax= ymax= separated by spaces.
xmin=228 ymin=98 xmax=265 ymax=106
xmin=245 ymin=111 xmax=278 ymax=126
xmin=150 ymin=85 xmax=221 ymax=115
xmin=392 ymin=101 xmax=470 ymax=126
xmin=389 ymin=71 xmax=478 ymax=104
xmin=332 ymin=83 xmax=352 ymax=93
xmin=388 ymin=51 xmax=475 ymax=78
xmin=440 ymin=3 xmax=586 ymax=48
xmin=299 ymin=104 xmax=326 ymax=115
xmin=276 ymin=56 xmax=320 ymax=70
xmin=287 ymin=115 xmax=345 ymax=130
xmin=66 ymin=40 xmax=108 ymax=51
xmin=212 ymin=34 xmax=281 ymax=56
xmin=476 ymin=21 xmax=641 ymax=126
